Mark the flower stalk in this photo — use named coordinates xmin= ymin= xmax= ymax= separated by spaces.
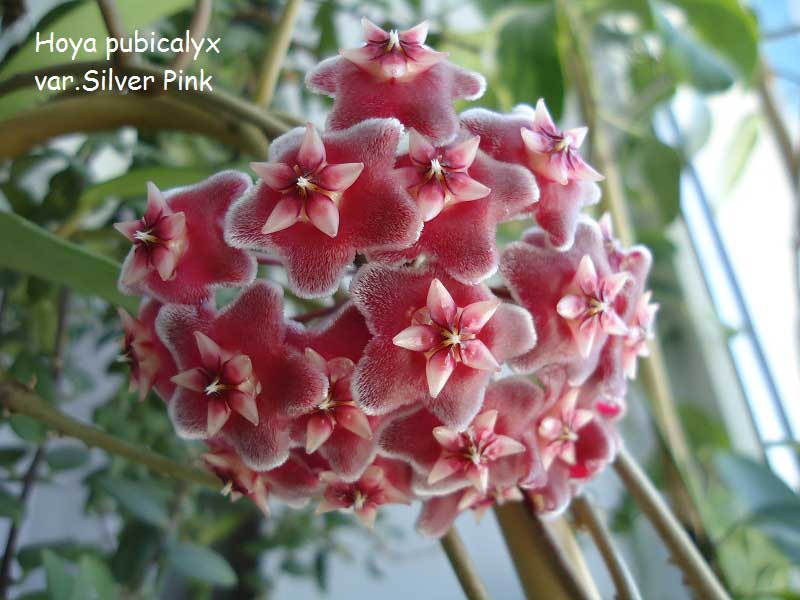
xmin=254 ymin=0 xmax=303 ymax=107
xmin=440 ymin=529 xmax=491 ymax=600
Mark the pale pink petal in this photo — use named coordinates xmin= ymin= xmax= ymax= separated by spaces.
xmin=539 ymin=416 xmax=562 ymax=440
xmin=426 ymin=279 xmax=457 ymax=328
xmin=222 ymin=354 xmax=253 ymax=384
xmin=121 ymin=251 xmax=151 ymax=286
xmin=261 ymin=193 xmax=302 ymax=234
xmin=306 ymin=414 xmax=335 ymax=453
xmin=576 ymin=315 xmax=599 ymax=357
xmin=561 ymin=443 xmax=577 ymax=465
xmin=533 ymin=98 xmax=555 ymax=131
xmin=459 ymin=340 xmax=499 ymax=371
xmin=327 ymin=357 xmax=355 ymax=382
xmin=428 ymin=455 xmax=461 ymax=484
xmin=304 ymin=347 xmax=328 ymax=373
xmin=159 ymin=212 xmax=186 ymax=240
xmin=575 ymin=255 xmax=598 ymax=296
xmin=445 ymin=172 xmax=491 ymax=201
xmin=466 ymin=464 xmax=489 ymax=493
xmin=408 ymin=129 xmax=436 ymax=165
xmin=572 ymin=155 xmax=605 ymax=181
xmin=113 ymin=219 xmax=141 ymax=241
xmin=144 ymin=181 xmax=168 ymax=222
xmin=426 ymin=349 xmax=456 ymax=398
xmin=250 ymin=162 xmax=297 ymax=190
xmin=491 ymin=435 xmax=526 ymax=458
xmin=316 ymin=162 xmax=364 ymax=192
xmin=151 ymin=245 xmax=178 ymax=281
xmin=207 ymin=398 xmax=232 ymax=436
xmin=566 ymin=126 xmax=588 ymax=147
xmin=362 ymin=17 xmax=389 ymax=42
xmin=432 ymin=426 xmax=462 ymax=452
xmin=335 ymin=405 xmax=372 ymax=439
xmin=556 ymin=295 xmax=587 ymax=320
xmin=194 ymin=331 xmax=224 ymax=369
xmin=297 ymin=124 xmax=326 ymax=172
xmin=572 ymin=408 xmax=594 ymax=432
xmin=227 ymin=390 xmax=260 ymax=426
xmin=170 ymin=368 xmax=206 ymax=392
xmin=394 ymin=166 xmax=424 ymax=189
xmin=458 ymin=488 xmax=483 ymax=512
xmin=443 ymin=136 xmax=480 ymax=169
xmin=601 ymin=272 xmax=630 ymax=302
xmin=356 ymin=504 xmax=378 ymax=529
xmin=306 ymin=192 xmax=340 ymax=238
xmin=316 ymin=497 xmax=343 ymax=514
xmin=520 ymin=127 xmax=549 ymax=154
xmin=393 ymin=324 xmax=439 ymax=352
xmin=417 ymin=179 xmax=446 ymax=221
xmin=380 ymin=52 xmax=408 ymax=79
xmin=600 ymin=310 xmax=628 ymax=336
xmin=459 ymin=299 xmax=500 ymax=334
xmin=340 ymin=46 xmax=380 ymax=71
xmin=472 ymin=410 xmax=498 ymax=436
xmin=400 ymin=21 xmax=429 ymax=44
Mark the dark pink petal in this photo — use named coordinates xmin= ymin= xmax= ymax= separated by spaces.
xmin=445 ymin=172 xmax=490 ymax=201
xmin=170 ymin=367 xmax=206 ymax=393
xmin=315 ymin=162 xmax=364 ymax=192
xmin=417 ymin=179 xmax=446 ymax=222
xmin=416 ymin=493 xmax=462 ymax=538
xmin=297 ymin=124 xmax=326 ymax=172
xmin=261 ymin=193 xmax=302 ymax=235
xmin=250 ymin=161 xmax=296 ymax=190
xmin=305 ymin=192 xmax=339 ymax=238
xmin=306 ymin=413 xmax=335 ymax=453
xmin=352 ymin=339 xmax=428 ymax=415
xmin=113 ymin=219 xmax=140 ymax=241
xmin=443 ymin=136 xmax=480 ymax=170
xmin=408 ymin=128 xmax=436 ymax=165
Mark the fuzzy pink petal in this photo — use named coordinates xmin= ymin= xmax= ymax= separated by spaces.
xmin=261 ymin=193 xmax=302 ymax=235
xmin=250 ymin=162 xmax=297 ymax=190
xmin=113 ymin=219 xmax=141 ymax=241
xmin=352 ymin=339 xmax=428 ymax=415
xmin=408 ymin=129 xmax=436 ymax=165
xmin=460 ymin=299 xmax=500 ymax=334
xmin=194 ymin=331 xmax=224 ymax=370
xmin=432 ymin=426 xmax=462 ymax=452
xmin=400 ymin=21 xmax=428 ymax=44
xmin=316 ymin=162 xmax=364 ymax=192
xmin=417 ymin=179 xmax=446 ymax=221
xmin=297 ymin=124 xmax=326 ymax=172
xmin=306 ymin=414 xmax=335 ymax=453
xmin=393 ymin=324 xmax=439 ymax=352
xmin=335 ymin=405 xmax=372 ymax=439
xmin=428 ymin=455 xmax=462 ymax=484
xmin=556 ymin=295 xmax=587 ymax=320
xmin=443 ymin=136 xmax=480 ymax=169
xmin=426 ymin=349 xmax=456 ymax=398
xmin=427 ymin=279 xmax=457 ymax=328
xmin=170 ymin=368 xmax=206 ymax=392
xmin=306 ymin=192 xmax=340 ymax=238
xmin=445 ymin=172 xmax=491 ymax=201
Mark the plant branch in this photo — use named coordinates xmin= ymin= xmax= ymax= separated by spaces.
xmin=494 ymin=501 xmax=593 ymax=600
xmin=0 ymin=374 xmax=220 ymax=490
xmin=440 ymin=528 xmax=491 ymax=600
xmin=571 ymin=495 xmax=643 ymax=600
xmin=613 ymin=447 xmax=730 ymax=600
xmin=0 ymin=94 xmax=268 ymax=160
xmin=95 ymin=0 xmax=130 ymax=64
xmin=253 ymin=0 xmax=303 ymax=107
xmin=292 ymin=302 xmax=345 ymax=323
xmin=171 ymin=0 xmax=213 ymax=71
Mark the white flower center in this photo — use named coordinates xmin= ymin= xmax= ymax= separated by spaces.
xmin=387 ymin=30 xmax=401 ymax=51
xmin=204 ymin=378 xmax=226 ymax=396
xmin=134 ymin=229 xmax=158 ymax=244
xmin=296 ymin=176 xmax=312 ymax=189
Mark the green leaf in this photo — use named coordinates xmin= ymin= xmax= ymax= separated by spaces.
xmin=715 ymin=453 xmax=800 ymax=515
xmin=0 ymin=0 xmax=195 ymax=119
xmin=495 ymin=5 xmax=564 ymax=118
xmin=666 ymin=0 xmax=759 ymax=80
xmin=660 ymin=15 xmax=735 ymax=93
xmin=0 ymin=446 xmax=27 ymax=469
xmin=110 ymin=522 xmax=161 ymax=587
xmin=749 ymin=503 xmax=800 ymax=563
xmin=721 ymin=112 xmax=759 ymax=194
xmin=43 ymin=550 xmax=76 ymax=600
xmin=45 ymin=445 xmax=89 ymax=471
xmin=99 ymin=476 xmax=169 ymax=527
xmin=0 ymin=212 xmax=136 ymax=312
xmin=166 ymin=542 xmax=237 ymax=588
xmin=0 ymin=486 xmax=23 ymax=523
xmin=18 ymin=542 xmax=99 ymax=573
xmin=70 ymin=556 xmax=117 ymax=600
xmin=9 ymin=415 xmax=47 ymax=444
xmin=624 ymin=136 xmax=683 ymax=225
xmin=9 ymin=351 xmax=56 ymax=404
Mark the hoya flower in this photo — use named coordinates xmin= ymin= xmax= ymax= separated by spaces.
xmin=556 ymin=255 xmax=630 ymax=357
xmin=537 ymin=387 xmax=594 ymax=469
xmin=524 ymin=462 xmax=572 ymax=517
xmin=204 ymin=444 xmax=324 ymax=516
xmin=307 ymin=20 xmax=485 ymax=144
xmin=117 ymin=299 xmax=176 ymax=402
xmin=462 ymin=103 xmax=603 ymax=249
xmin=316 ymin=459 xmax=412 ymax=528
xmin=339 ymin=19 xmax=447 ymax=81
xmin=351 ymin=264 xmax=536 ymax=428
xmin=115 ymin=172 xmax=257 ymax=305
xmin=500 ymin=218 xmax=620 ymax=384
xmin=428 ymin=410 xmax=526 ymax=493
xmin=416 ymin=483 xmax=523 ymax=538
xmin=622 ymin=291 xmax=659 ymax=379
xmin=157 ymin=282 xmax=328 ymax=470
xmin=373 ymin=131 xmax=539 ymax=283
xmin=226 ymin=120 xmax=421 ymax=298
xmin=286 ymin=304 xmax=384 ymax=481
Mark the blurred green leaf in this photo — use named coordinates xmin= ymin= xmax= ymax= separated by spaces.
xmin=721 ymin=112 xmax=759 ymax=194
xmin=9 ymin=351 xmax=56 ymax=404
xmin=0 ymin=446 xmax=27 ymax=469
xmin=0 ymin=212 xmax=136 ymax=312
xmin=715 ymin=453 xmax=799 ymax=514
xmin=43 ymin=550 xmax=75 ymax=600
xmin=0 ymin=486 xmax=22 ymax=523
xmin=71 ymin=556 xmax=117 ymax=600
xmin=18 ymin=541 xmax=99 ymax=573
xmin=660 ymin=15 xmax=735 ymax=93
xmin=9 ymin=415 xmax=47 ymax=444
xmin=99 ymin=476 xmax=169 ymax=527
xmin=110 ymin=522 xmax=161 ymax=587
xmin=625 ymin=136 xmax=683 ymax=224
xmin=495 ymin=6 xmax=564 ymax=117
xmin=666 ymin=0 xmax=759 ymax=80
xmin=678 ymin=403 xmax=730 ymax=450
xmin=749 ymin=504 xmax=800 ymax=563
xmin=45 ymin=445 xmax=89 ymax=471
xmin=166 ymin=541 xmax=237 ymax=588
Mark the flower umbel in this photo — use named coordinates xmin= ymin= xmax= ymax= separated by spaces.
xmin=317 ymin=464 xmax=409 ymax=528
xmin=538 ymin=388 xmax=594 ymax=469
xmin=393 ymin=279 xmax=500 ymax=397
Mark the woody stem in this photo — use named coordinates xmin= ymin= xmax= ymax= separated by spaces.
xmin=440 ymin=528 xmax=492 ymax=600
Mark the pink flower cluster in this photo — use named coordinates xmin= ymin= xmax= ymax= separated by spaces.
xmin=114 ymin=19 xmax=656 ymax=536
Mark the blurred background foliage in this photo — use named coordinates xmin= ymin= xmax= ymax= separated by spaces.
xmin=0 ymin=0 xmax=797 ymax=598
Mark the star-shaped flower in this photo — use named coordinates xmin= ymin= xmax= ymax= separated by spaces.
xmin=157 ymin=282 xmax=328 ymax=470
xmin=115 ymin=172 xmax=256 ymax=304
xmin=351 ymin=265 xmax=536 ymax=428
xmin=225 ymin=119 xmax=421 ymax=298
xmin=537 ymin=388 xmax=594 ymax=469
xmin=622 ymin=291 xmax=659 ymax=379
xmin=307 ymin=20 xmax=485 ymax=144
xmin=340 ymin=19 xmax=447 ymax=82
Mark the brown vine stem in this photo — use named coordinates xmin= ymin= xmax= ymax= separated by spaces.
xmin=171 ymin=0 xmax=214 ymax=72
xmin=440 ymin=529 xmax=491 ymax=600
xmin=614 ymin=448 xmax=730 ymax=600
xmin=0 ymin=94 xmax=268 ymax=160
xmin=494 ymin=502 xmax=593 ymax=600
xmin=0 ymin=374 xmax=220 ymax=489
xmin=96 ymin=0 xmax=130 ymax=65
xmin=556 ymin=0 xmax=708 ymax=541
xmin=571 ymin=495 xmax=643 ymax=600
xmin=253 ymin=0 xmax=303 ymax=107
